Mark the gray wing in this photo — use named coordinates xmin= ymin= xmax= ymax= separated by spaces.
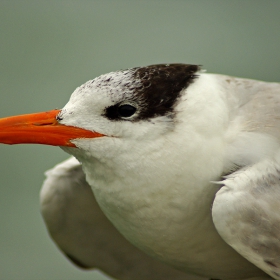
xmin=40 ymin=157 xmax=206 ymax=280
xmin=212 ymin=74 xmax=280 ymax=139
xmin=212 ymin=152 xmax=280 ymax=280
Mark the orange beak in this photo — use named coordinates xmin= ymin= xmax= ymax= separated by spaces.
xmin=0 ymin=109 xmax=104 ymax=147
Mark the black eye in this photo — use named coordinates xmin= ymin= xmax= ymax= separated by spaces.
xmin=118 ymin=104 xmax=136 ymax=118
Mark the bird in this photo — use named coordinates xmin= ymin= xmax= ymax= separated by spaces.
xmin=0 ymin=63 xmax=280 ymax=280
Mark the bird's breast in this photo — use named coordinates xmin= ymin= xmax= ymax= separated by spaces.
xmin=79 ymin=146 xmax=260 ymax=278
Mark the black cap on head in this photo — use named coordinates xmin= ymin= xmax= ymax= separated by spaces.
xmin=133 ymin=64 xmax=200 ymax=119
xmin=105 ymin=63 xmax=200 ymax=121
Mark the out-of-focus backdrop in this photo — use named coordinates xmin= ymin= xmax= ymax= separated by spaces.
xmin=0 ymin=1 xmax=279 ymax=279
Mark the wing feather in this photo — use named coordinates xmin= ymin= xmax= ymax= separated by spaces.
xmin=213 ymin=152 xmax=280 ymax=279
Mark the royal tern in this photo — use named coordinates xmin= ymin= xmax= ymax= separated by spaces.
xmin=0 ymin=64 xmax=279 ymax=280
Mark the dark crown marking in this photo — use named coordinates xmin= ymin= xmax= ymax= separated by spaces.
xmin=105 ymin=63 xmax=200 ymax=121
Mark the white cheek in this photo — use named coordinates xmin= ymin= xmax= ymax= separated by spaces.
xmin=111 ymin=116 xmax=174 ymax=140
xmin=59 ymin=95 xmax=110 ymax=131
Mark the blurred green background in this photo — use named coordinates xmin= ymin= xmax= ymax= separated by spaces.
xmin=0 ymin=1 xmax=279 ymax=279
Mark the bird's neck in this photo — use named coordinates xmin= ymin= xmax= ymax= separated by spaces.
xmin=80 ymin=129 xmax=229 ymax=268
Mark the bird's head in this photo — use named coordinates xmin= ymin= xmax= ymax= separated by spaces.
xmin=0 ymin=64 xmax=200 ymax=160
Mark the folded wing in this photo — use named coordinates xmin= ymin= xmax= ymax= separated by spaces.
xmin=212 ymin=152 xmax=280 ymax=280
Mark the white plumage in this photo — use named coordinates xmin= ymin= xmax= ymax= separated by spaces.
xmin=41 ymin=157 xmax=203 ymax=280
xmin=1 ymin=64 xmax=280 ymax=279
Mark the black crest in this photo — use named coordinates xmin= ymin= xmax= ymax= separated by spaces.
xmin=105 ymin=63 xmax=200 ymax=121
